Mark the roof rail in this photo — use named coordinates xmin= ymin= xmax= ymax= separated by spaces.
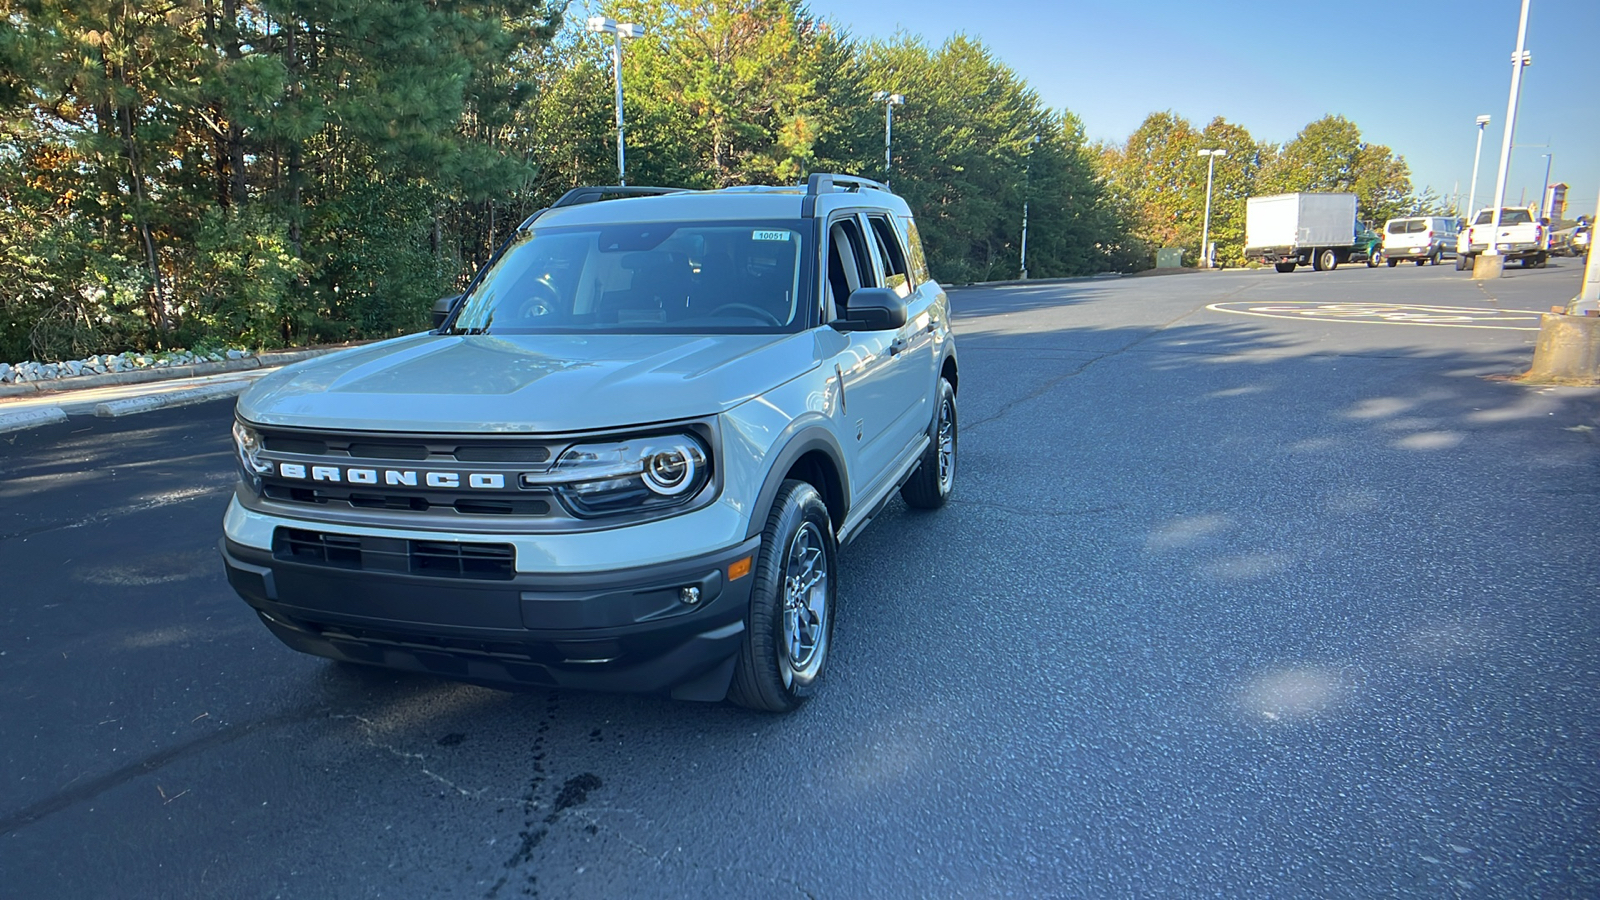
xmin=551 ymin=185 xmax=689 ymax=208
xmin=517 ymin=185 xmax=689 ymax=231
xmin=803 ymin=173 xmax=890 ymax=216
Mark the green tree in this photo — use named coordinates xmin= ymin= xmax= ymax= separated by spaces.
xmin=1258 ymin=114 xmax=1413 ymax=225
xmin=612 ymin=0 xmax=829 ymax=187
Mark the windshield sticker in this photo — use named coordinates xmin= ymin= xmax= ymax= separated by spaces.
xmin=752 ymin=230 xmax=792 ymax=242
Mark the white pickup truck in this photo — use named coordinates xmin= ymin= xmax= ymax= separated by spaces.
xmin=1456 ymin=207 xmax=1549 ymax=270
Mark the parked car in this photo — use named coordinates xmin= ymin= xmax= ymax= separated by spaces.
xmin=1456 ymin=207 xmax=1548 ymax=270
xmin=222 ymin=175 xmax=959 ymax=712
xmin=1354 ymin=225 xmax=1383 ymax=268
xmin=1552 ymin=217 xmax=1591 ymax=257
xmin=1382 ymin=216 xmax=1459 ymax=266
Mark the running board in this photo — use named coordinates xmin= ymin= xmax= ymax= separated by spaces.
xmin=836 ymin=437 xmax=928 ymax=547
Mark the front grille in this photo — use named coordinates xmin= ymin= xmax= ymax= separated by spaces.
xmin=263 ymin=484 xmax=552 ymax=517
xmin=260 ymin=431 xmax=552 ymax=464
xmin=274 ymin=528 xmax=515 ymax=580
xmin=255 ymin=428 xmax=558 ymax=519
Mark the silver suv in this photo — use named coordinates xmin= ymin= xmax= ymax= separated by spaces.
xmin=221 ymin=175 xmax=959 ymax=712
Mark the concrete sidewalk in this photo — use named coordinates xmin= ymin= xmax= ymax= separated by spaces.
xmin=0 ymin=345 xmax=353 ymax=434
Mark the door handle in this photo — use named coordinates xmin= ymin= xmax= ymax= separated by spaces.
xmin=889 ymin=337 xmax=908 ymax=356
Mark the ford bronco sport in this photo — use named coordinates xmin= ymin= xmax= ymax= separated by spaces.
xmin=222 ymin=175 xmax=959 ymax=712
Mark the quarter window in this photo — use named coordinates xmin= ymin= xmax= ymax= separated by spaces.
xmin=903 ymin=218 xmax=932 ymax=284
xmin=867 ymin=215 xmax=913 ymax=298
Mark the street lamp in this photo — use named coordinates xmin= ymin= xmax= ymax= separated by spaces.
xmin=587 ymin=16 xmax=645 ymax=185
xmin=1020 ymin=134 xmax=1040 ymax=280
xmin=1197 ymin=148 xmax=1228 ymax=268
xmin=870 ymin=91 xmax=905 ymax=186
xmin=1466 ymin=115 xmax=1491 ymax=219
xmin=1539 ymin=153 xmax=1553 ymax=217
xmin=1479 ymin=0 xmax=1532 ymax=278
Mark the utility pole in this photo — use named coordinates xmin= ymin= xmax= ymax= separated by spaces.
xmin=1575 ymin=186 xmax=1600 ymax=314
xmin=587 ymin=17 xmax=644 ymax=185
xmin=1539 ymin=153 xmax=1553 ymax=216
xmin=1020 ymin=135 xmax=1039 ymax=280
xmin=1467 ymin=115 xmax=1490 ymax=219
xmin=871 ymin=92 xmax=905 ymax=187
xmin=1476 ymin=0 xmax=1532 ymax=280
xmin=1197 ymin=148 xmax=1228 ymax=268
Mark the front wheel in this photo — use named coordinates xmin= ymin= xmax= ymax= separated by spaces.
xmin=1387 ymin=258 xmax=1399 ymax=268
xmin=1366 ymin=250 xmax=1380 ymax=268
xmin=728 ymin=481 xmax=837 ymax=712
xmin=901 ymin=377 xmax=957 ymax=509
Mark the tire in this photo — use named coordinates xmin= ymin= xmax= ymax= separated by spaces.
xmin=1535 ymin=253 xmax=1549 ymax=268
xmin=1429 ymin=250 xmax=1441 ymax=265
xmin=1387 ymin=258 xmax=1399 ymax=268
xmin=1366 ymin=250 xmax=1380 ymax=268
xmin=1314 ymin=248 xmax=1338 ymax=271
xmin=1455 ymin=253 xmax=1470 ymax=271
xmin=1414 ymin=258 xmax=1425 ymax=266
xmin=1274 ymin=262 xmax=1296 ymax=273
xmin=728 ymin=480 xmax=837 ymax=712
xmin=901 ymin=378 xmax=957 ymax=509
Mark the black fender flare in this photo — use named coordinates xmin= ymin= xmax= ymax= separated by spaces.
xmin=743 ymin=423 xmax=850 ymax=541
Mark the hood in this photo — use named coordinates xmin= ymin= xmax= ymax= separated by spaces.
xmin=237 ymin=331 xmax=821 ymax=433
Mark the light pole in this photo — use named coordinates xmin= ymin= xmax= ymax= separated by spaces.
xmin=1020 ymin=134 xmax=1039 ymax=280
xmin=1539 ymin=153 xmax=1553 ymax=216
xmin=587 ymin=16 xmax=644 ymax=185
xmin=1466 ymin=115 xmax=1490 ymax=220
xmin=1197 ymin=148 xmax=1228 ymax=268
xmin=870 ymin=91 xmax=904 ymax=186
xmin=1478 ymin=0 xmax=1532 ymax=279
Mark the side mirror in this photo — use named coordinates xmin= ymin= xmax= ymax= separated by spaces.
xmin=432 ymin=294 xmax=462 ymax=329
xmin=833 ymin=287 xmax=908 ymax=332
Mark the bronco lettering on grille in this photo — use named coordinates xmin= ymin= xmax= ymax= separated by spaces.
xmin=277 ymin=463 xmax=507 ymax=490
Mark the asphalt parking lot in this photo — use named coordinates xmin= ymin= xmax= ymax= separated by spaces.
xmin=2 ymin=261 xmax=1597 ymax=898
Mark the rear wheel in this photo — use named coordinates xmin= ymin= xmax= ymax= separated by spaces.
xmin=1429 ymin=250 xmax=1442 ymax=265
xmin=1414 ymin=258 xmax=1425 ymax=266
xmin=901 ymin=377 xmax=957 ymax=509
xmin=1456 ymin=253 xmax=1472 ymax=271
xmin=1274 ymin=262 xmax=1296 ymax=273
xmin=1535 ymin=252 xmax=1549 ymax=268
xmin=1387 ymin=258 xmax=1399 ymax=268
xmin=1314 ymin=248 xmax=1338 ymax=271
xmin=728 ymin=481 xmax=836 ymax=712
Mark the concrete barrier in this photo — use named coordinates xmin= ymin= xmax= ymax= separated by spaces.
xmin=1520 ymin=313 xmax=1600 ymax=385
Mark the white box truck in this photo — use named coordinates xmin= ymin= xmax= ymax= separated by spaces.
xmin=1245 ymin=193 xmax=1369 ymax=273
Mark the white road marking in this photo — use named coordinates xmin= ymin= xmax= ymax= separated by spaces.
xmin=1207 ymin=301 xmax=1544 ymax=330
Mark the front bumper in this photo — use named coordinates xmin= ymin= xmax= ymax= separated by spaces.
xmin=222 ymin=531 xmax=761 ymax=699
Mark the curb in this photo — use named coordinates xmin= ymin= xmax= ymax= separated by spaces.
xmin=951 ymin=273 xmax=1125 ymax=289
xmin=0 ymin=406 xmax=69 ymax=434
xmin=0 ymin=345 xmax=359 ymax=399
xmin=94 ymin=381 xmax=254 ymax=418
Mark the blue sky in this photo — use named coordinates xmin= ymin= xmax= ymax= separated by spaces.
xmin=804 ymin=0 xmax=1600 ymax=218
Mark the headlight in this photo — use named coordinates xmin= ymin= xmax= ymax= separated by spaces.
xmin=232 ymin=421 xmax=273 ymax=492
xmin=526 ymin=434 xmax=711 ymax=518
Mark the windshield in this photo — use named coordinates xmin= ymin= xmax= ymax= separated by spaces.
xmin=448 ymin=219 xmax=814 ymax=335
xmin=1474 ymin=209 xmax=1533 ymax=226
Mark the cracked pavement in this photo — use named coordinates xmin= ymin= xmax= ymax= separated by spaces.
xmin=2 ymin=263 xmax=1597 ymax=897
